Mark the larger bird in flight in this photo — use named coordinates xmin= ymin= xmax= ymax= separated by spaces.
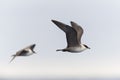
xmin=10 ymin=44 xmax=36 ymax=63
xmin=51 ymin=20 xmax=90 ymax=53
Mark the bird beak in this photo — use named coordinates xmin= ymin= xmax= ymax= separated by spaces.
xmin=33 ymin=51 xmax=36 ymax=54
xmin=88 ymin=47 xmax=90 ymax=49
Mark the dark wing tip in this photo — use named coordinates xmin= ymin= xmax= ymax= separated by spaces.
xmin=32 ymin=44 xmax=36 ymax=48
xmin=70 ymin=21 xmax=74 ymax=24
xmin=51 ymin=19 xmax=54 ymax=21
xmin=51 ymin=20 xmax=59 ymax=24
xmin=70 ymin=21 xmax=78 ymax=26
xmin=70 ymin=21 xmax=83 ymax=30
xmin=28 ymin=44 xmax=36 ymax=50
xmin=32 ymin=44 xmax=36 ymax=46
xmin=51 ymin=19 xmax=56 ymax=22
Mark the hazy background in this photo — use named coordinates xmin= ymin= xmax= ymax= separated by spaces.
xmin=0 ymin=0 xmax=120 ymax=79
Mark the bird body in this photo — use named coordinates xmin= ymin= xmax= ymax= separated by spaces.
xmin=57 ymin=44 xmax=88 ymax=53
xmin=51 ymin=20 xmax=90 ymax=53
xmin=10 ymin=44 xmax=36 ymax=63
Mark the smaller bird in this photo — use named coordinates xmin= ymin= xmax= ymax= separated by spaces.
xmin=51 ymin=20 xmax=90 ymax=53
xmin=10 ymin=44 xmax=36 ymax=63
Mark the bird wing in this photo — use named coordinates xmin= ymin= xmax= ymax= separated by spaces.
xmin=25 ymin=44 xmax=36 ymax=50
xmin=71 ymin=21 xmax=83 ymax=44
xmin=51 ymin=20 xmax=79 ymax=47
xmin=17 ymin=50 xmax=28 ymax=56
xmin=15 ymin=44 xmax=36 ymax=56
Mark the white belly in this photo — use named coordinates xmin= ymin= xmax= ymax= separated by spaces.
xmin=68 ymin=47 xmax=86 ymax=53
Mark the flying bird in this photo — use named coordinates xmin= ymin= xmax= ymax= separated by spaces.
xmin=10 ymin=44 xmax=36 ymax=63
xmin=51 ymin=20 xmax=90 ymax=53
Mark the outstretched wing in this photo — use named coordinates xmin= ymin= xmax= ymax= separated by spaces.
xmin=51 ymin=20 xmax=79 ymax=47
xmin=71 ymin=21 xmax=83 ymax=44
xmin=25 ymin=44 xmax=36 ymax=50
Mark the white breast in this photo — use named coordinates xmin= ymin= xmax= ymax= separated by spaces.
xmin=68 ymin=45 xmax=87 ymax=53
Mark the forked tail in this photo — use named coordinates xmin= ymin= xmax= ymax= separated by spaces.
xmin=56 ymin=49 xmax=63 ymax=51
xmin=9 ymin=55 xmax=16 ymax=63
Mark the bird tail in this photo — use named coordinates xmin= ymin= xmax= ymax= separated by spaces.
xmin=9 ymin=55 xmax=16 ymax=63
xmin=56 ymin=49 xmax=63 ymax=51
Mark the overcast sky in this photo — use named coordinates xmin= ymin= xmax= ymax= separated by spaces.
xmin=0 ymin=0 xmax=120 ymax=79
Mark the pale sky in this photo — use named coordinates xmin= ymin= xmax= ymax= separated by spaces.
xmin=0 ymin=0 xmax=120 ymax=79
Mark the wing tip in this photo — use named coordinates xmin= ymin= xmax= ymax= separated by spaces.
xmin=32 ymin=44 xmax=36 ymax=46
xmin=70 ymin=21 xmax=77 ymax=25
xmin=51 ymin=19 xmax=58 ymax=23
xmin=70 ymin=21 xmax=74 ymax=24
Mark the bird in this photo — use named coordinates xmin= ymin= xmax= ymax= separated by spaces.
xmin=51 ymin=20 xmax=90 ymax=53
xmin=10 ymin=44 xmax=36 ymax=63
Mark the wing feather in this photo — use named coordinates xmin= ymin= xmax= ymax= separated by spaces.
xmin=71 ymin=21 xmax=83 ymax=43
xmin=52 ymin=20 xmax=80 ymax=47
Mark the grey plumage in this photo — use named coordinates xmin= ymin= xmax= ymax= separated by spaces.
xmin=71 ymin=21 xmax=83 ymax=44
xmin=51 ymin=20 xmax=90 ymax=53
xmin=52 ymin=20 xmax=79 ymax=47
